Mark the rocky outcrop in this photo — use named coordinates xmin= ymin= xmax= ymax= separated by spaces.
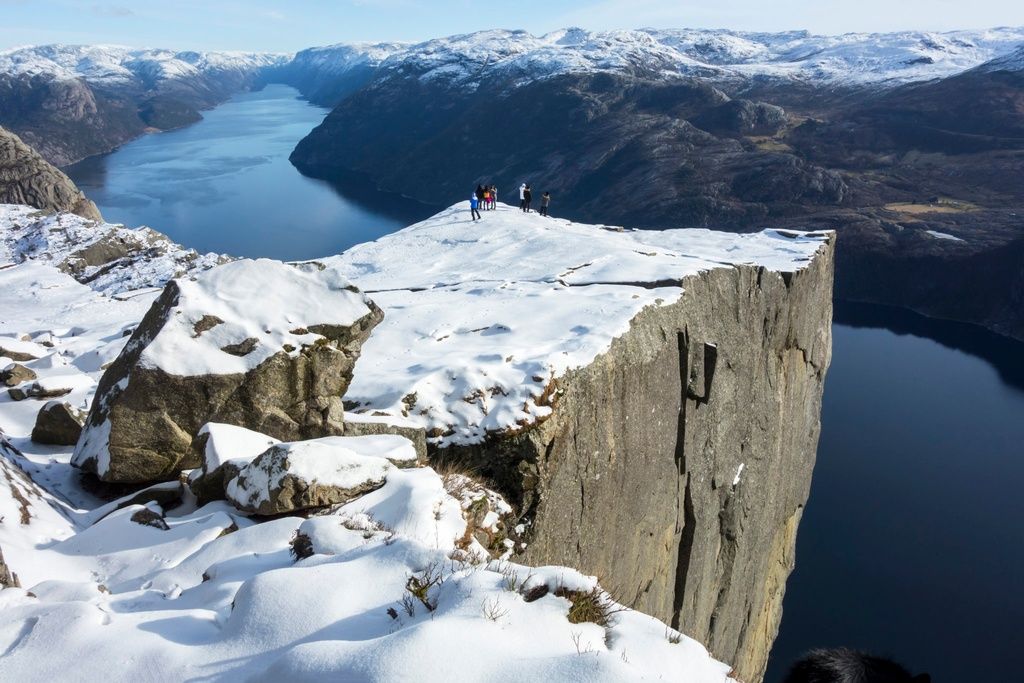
xmin=31 ymin=401 xmax=87 ymax=446
xmin=72 ymin=259 xmax=384 ymax=483
xmin=434 ymin=237 xmax=835 ymax=683
xmin=0 ymin=126 xmax=101 ymax=220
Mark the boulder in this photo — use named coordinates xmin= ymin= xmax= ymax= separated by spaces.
xmin=0 ymin=339 xmax=45 ymax=362
xmin=343 ymin=415 xmax=428 ymax=464
xmin=72 ymin=259 xmax=384 ymax=483
xmin=7 ymin=382 xmax=73 ymax=402
xmin=187 ymin=423 xmax=281 ymax=504
xmin=1 ymin=363 xmax=36 ymax=387
xmin=224 ymin=437 xmax=408 ymax=515
xmin=31 ymin=401 xmax=87 ymax=445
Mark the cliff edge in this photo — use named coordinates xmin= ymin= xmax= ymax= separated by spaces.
xmin=328 ymin=204 xmax=835 ymax=682
xmin=0 ymin=127 xmax=101 ymax=220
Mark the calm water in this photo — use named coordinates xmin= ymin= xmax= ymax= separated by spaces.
xmin=66 ymin=84 xmax=433 ymax=261
xmin=66 ymin=87 xmax=1024 ymax=682
xmin=766 ymin=302 xmax=1024 ymax=682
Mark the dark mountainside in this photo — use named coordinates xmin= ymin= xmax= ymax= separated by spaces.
xmin=287 ymin=53 xmax=1024 ymax=341
xmin=0 ymin=125 xmax=101 ymax=219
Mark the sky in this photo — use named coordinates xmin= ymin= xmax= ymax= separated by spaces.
xmin=1 ymin=0 xmax=1023 ymax=52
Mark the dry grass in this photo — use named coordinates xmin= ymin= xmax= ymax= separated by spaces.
xmin=884 ymin=199 xmax=979 ymax=216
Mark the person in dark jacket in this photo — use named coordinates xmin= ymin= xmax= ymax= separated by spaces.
xmin=523 ymin=184 xmax=532 ymax=213
xmin=476 ymin=185 xmax=486 ymax=206
xmin=540 ymin=191 xmax=551 ymax=216
xmin=469 ymin=193 xmax=481 ymax=221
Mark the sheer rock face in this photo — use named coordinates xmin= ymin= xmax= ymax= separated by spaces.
xmin=71 ymin=259 xmax=384 ymax=484
xmin=0 ymin=126 xmax=101 ymax=220
xmin=437 ymin=237 xmax=834 ymax=683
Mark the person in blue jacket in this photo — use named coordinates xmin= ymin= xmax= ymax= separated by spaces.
xmin=470 ymin=193 xmax=481 ymax=221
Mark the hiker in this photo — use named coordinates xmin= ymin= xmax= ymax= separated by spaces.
xmin=523 ymin=184 xmax=533 ymax=212
xmin=470 ymin=193 xmax=481 ymax=221
xmin=519 ymin=182 xmax=527 ymax=211
xmin=476 ymin=184 xmax=486 ymax=207
xmin=540 ymin=191 xmax=551 ymax=216
xmin=489 ymin=185 xmax=498 ymax=209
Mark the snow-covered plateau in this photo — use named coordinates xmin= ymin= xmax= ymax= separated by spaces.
xmin=0 ymin=202 xmax=832 ymax=680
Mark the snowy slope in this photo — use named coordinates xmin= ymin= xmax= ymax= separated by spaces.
xmin=324 ymin=202 xmax=830 ymax=446
xmin=0 ymin=44 xmax=288 ymax=88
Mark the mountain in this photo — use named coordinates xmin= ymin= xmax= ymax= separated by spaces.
xmin=0 ymin=126 xmax=100 ymax=219
xmin=286 ymin=27 xmax=1024 ymax=340
xmin=0 ymin=45 xmax=288 ymax=165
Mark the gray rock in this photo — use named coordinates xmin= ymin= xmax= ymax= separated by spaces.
xmin=72 ymin=262 xmax=384 ymax=483
xmin=0 ymin=125 xmax=102 ymax=220
xmin=31 ymin=401 xmax=87 ymax=445
xmin=7 ymin=382 xmax=72 ymax=402
xmin=434 ymin=236 xmax=835 ymax=683
xmin=1 ymin=363 xmax=36 ymax=387
xmin=0 ymin=345 xmax=40 ymax=363
xmin=224 ymin=441 xmax=391 ymax=516
xmin=0 ymin=546 xmax=18 ymax=588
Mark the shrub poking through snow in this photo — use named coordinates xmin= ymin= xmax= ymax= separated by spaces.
xmin=405 ymin=562 xmax=444 ymax=612
xmin=556 ymin=586 xmax=623 ymax=627
xmin=289 ymin=531 xmax=314 ymax=561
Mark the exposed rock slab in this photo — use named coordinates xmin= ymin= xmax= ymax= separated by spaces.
xmin=72 ymin=259 xmax=384 ymax=483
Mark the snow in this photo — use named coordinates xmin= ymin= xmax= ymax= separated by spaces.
xmin=224 ymin=436 xmax=402 ymax=510
xmin=325 ymin=202 xmax=830 ymax=446
xmin=926 ymin=230 xmax=966 ymax=242
xmin=196 ymin=422 xmax=280 ymax=474
xmin=341 ymin=26 xmax=1024 ymax=90
xmin=137 ymin=258 xmax=377 ymax=376
xmin=0 ymin=198 xmax=835 ymax=679
xmin=0 ymin=44 xmax=288 ymax=87
xmin=6 ymin=26 xmax=1023 ymax=100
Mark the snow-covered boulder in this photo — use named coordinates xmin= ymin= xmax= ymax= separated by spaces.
xmin=0 ymin=363 xmax=36 ymax=387
xmin=187 ymin=422 xmax=281 ymax=503
xmin=31 ymin=401 xmax=86 ymax=446
xmin=71 ymin=258 xmax=384 ymax=483
xmin=224 ymin=435 xmax=416 ymax=515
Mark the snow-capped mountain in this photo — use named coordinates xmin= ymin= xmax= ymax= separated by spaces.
xmin=300 ymin=26 xmax=1024 ymax=92
xmin=0 ymin=44 xmax=288 ymax=90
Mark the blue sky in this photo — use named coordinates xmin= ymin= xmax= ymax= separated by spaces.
xmin=2 ymin=0 xmax=1023 ymax=52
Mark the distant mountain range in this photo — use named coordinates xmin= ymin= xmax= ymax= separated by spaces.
xmin=1 ymin=27 xmax=1023 ymax=339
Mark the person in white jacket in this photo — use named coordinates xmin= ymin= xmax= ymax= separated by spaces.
xmin=519 ymin=183 xmax=527 ymax=211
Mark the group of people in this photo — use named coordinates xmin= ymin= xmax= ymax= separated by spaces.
xmin=518 ymin=183 xmax=552 ymax=216
xmin=468 ymin=181 xmax=552 ymax=221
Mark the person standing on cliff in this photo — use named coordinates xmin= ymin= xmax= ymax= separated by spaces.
xmin=470 ymin=193 xmax=481 ymax=221
xmin=519 ymin=182 xmax=527 ymax=211
xmin=523 ymin=184 xmax=533 ymax=213
xmin=540 ymin=191 xmax=551 ymax=216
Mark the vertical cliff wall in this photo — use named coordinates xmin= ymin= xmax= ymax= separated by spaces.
xmin=438 ymin=236 xmax=834 ymax=683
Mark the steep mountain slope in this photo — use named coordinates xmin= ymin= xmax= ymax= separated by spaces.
xmin=0 ymin=126 xmax=100 ymax=219
xmin=0 ymin=46 xmax=288 ymax=165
